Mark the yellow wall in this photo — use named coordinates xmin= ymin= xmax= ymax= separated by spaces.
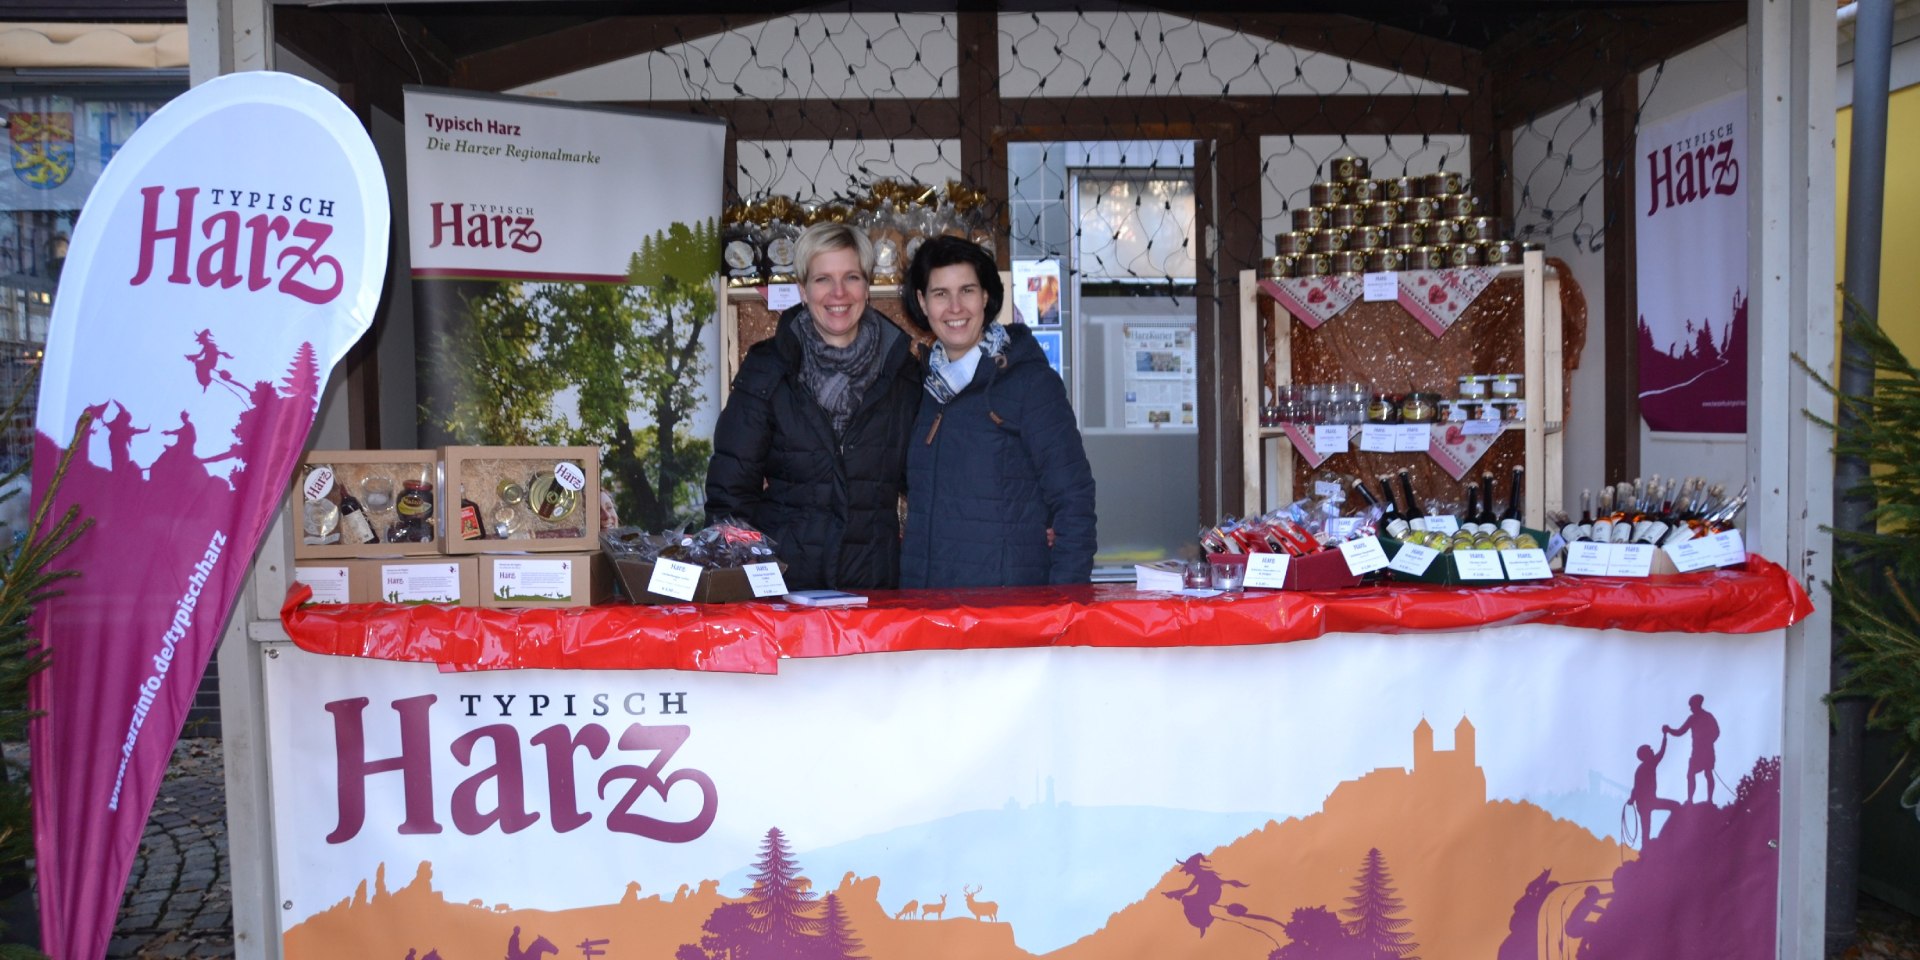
xmin=1838 ymin=85 xmax=1920 ymax=362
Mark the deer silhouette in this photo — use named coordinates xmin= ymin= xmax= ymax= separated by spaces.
xmin=894 ymin=899 xmax=919 ymax=920
xmin=963 ymin=885 xmax=1000 ymax=922
xmin=921 ymin=894 xmax=948 ymax=920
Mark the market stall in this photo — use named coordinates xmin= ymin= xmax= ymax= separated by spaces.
xmin=262 ymin=564 xmax=1809 ymax=959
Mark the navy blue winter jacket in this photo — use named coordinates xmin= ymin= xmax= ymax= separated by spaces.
xmin=704 ymin=307 xmax=923 ymax=590
xmin=900 ymin=324 xmax=1097 ymax=587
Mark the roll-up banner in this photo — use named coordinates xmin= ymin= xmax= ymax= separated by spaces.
xmin=29 ymin=72 xmax=389 ymax=959
xmin=404 ymin=89 xmax=725 ymax=531
xmin=264 ymin=625 xmax=1786 ymax=960
xmin=1634 ymin=92 xmax=1747 ymax=434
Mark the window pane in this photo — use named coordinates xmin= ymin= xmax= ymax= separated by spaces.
xmin=1074 ymin=175 xmax=1195 ymax=280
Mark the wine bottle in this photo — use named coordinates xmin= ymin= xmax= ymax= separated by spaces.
xmin=1461 ymin=482 xmax=1481 ymax=538
xmin=1500 ymin=465 xmax=1525 ymax=537
xmin=458 ymin=485 xmax=485 ymax=541
xmin=339 ymin=491 xmax=378 ymax=545
xmin=1476 ymin=471 xmax=1499 ymax=533
xmin=1590 ymin=486 xmax=1615 ymax=543
xmin=1637 ymin=478 xmax=1675 ymax=544
xmin=1576 ymin=488 xmax=1595 ymax=541
xmin=1609 ymin=482 xmax=1635 ymax=543
xmin=1395 ymin=469 xmax=1425 ymax=531
xmin=1373 ymin=474 xmax=1409 ymax=539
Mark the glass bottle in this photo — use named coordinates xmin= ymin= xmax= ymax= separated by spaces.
xmin=339 ymin=491 xmax=378 ymax=545
xmin=458 ymin=485 xmax=485 ymax=541
xmin=1500 ymin=465 xmax=1525 ymax=537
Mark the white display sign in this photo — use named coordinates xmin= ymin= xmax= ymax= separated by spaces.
xmin=1243 ymin=552 xmax=1292 ymax=589
xmin=492 ymin=558 xmax=573 ymax=601
xmin=1362 ymin=271 xmax=1398 ymax=301
xmin=1313 ymin=424 xmax=1350 ymax=455
xmin=1708 ymin=529 xmax=1747 ymax=567
xmin=647 ymin=557 xmax=705 ymax=601
xmin=1665 ymin=537 xmax=1717 ymax=573
xmin=382 ymin=563 xmax=463 ymax=604
xmin=1499 ymin=548 xmax=1553 ymax=580
xmin=294 ymin=566 xmax=351 ymax=605
xmin=1394 ymin=424 xmax=1429 ymax=452
xmin=1338 ymin=536 xmax=1389 ymax=575
xmin=1606 ymin=544 xmax=1656 ymax=578
xmin=1359 ymin=424 xmax=1395 ymax=452
xmin=1454 ymin=549 xmax=1504 ymax=581
xmin=1387 ymin=542 xmax=1439 ymax=577
xmin=743 ymin=562 xmax=790 ymax=598
xmin=1563 ymin=541 xmax=1612 ymax=577
xmin=765 ymin=284 xmax=801 ymax=311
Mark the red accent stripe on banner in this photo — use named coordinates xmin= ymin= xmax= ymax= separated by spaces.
xmin=281 ymin=555 xmax=1814 ymax=675
xmin=410 ymin=267 xmax=630 ymax=283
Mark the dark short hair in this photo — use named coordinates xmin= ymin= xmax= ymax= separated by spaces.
xmin=902 ymin=235 xmax=1004 ymax=335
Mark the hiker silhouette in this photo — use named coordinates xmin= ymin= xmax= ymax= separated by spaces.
xmin=1629 ymin=738 xmax=1681 ymax=847
xmin=1663 ymin=694 xmax=1721 ymax=804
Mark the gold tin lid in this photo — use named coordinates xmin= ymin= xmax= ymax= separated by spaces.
xmin=1366 ymin=247 xmax=1405 ymax=272
xmin=1422 ymin=170 xmax=1467 ymax=196
xmin=1446 ymin=243 xmax=1484 ymax=267
xmin=1298 ymin=252 xmax=1334 ymax=276
xmin=1262 ymin=255 xmax=1297 ymax=279
xmin=1291 ymin=207 xmax=1326 ymax=231
xmin=1349 ymin=225 xmax=1389 ymax=251
xmin=1328 ymin=155 xmax=1371 ymax=182
xmin=1363 ymin=201 xmax=1402 ymax=226
xmin=528 ymin=472 xmax=579 ymax=522
xmin=1330 ymin=250 xmax=1367 ymax=275
xmin=1309 ymin=181 xmax=1348 ymax=206
xmin=1276 ymin=230 xmax=1314 ymax=255
xmin=1347 ymin=179 xmax=1382 ymax=203
xmin=1310 ymin=228 xmax=1351 ymax=253
xmin=1380 ymin=176 xmax=1417 ymax=201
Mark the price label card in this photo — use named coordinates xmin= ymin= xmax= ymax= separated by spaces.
xmin=1606 ymin=543 xmax=1656 ymax=578
xmin=1562 ymin=540 xmax=1611 ymax=577
xmin=765 ymin=283 xmax=801 ymax=311
xmin=1709 ymin=529 xmax=1746 ymax=567
xmin=1325 ymin=517 xmax=1362 ymax=540
xmin=1394 ymin=423 xmax=1429 ymax=452
xmin=646 ymin=558 xmax=704 ymax=601
xmin=1464 ymin=419 xmax=1502 ymax=436
xmin=1454 ymin=549 xmax=1505 ymax=581
xmin=744 ymin=562 xmax=790 ymax=598
xmin=1243 ymin=552 xmax=1292 ymax=589
xmin=554 ymin=461 xmax=587 ymax=492
xmin=382 ymin=563 xmax=463 ymax=604
xmin=302 ymin=464 xmax=335 ymax=501
xmin=1313 ymin=424 xmax=1349 ymax=455
xmin=1313 ymin=479 xmax=1345 ymax=502
xmin=1338 ymin=536 xmax=1390 ymax=575
xmin=1363 ymin=271 xmax=1399 ymax=301
xmin=1500 ymin=548 xmax=1553 ymax=580
xmin=492 ymin=558 xmax=574 ymax=601
xmin=294 ymin=566 xmax=350 ymax=605
xmin=1664 ymin=537 xmax=1716 ymax=573
xmin=1424 ymin=514 xmax=1460 ymax=535
xmin=1387 ymin=541 xmax=1439 ymax=576
xmin=1359 ymin=424 xmax=1396 ymax=452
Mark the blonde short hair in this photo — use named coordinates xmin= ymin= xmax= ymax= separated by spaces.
xmin=794 ymin=221 xmax=875 ymax=282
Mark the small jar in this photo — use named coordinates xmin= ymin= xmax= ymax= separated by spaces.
xmin=1328 ymin=155 xmax=1371 ymax=182
xmin=1347 ymin=178 xmax=1382 ymax=203
xmin=1327 ymin=204 xmax=1363 ymax=229
xmin=1297 ymin=252 xmax=1334 ymax=277
xmin=1309 ymin=181 xmax=1347 ymax=206
xmin=1425 ymin=219 xmax=1460 ymax=246
xmin=1276 ymin=230 xmax=1314 ymax=256
xmin=1462 ymin=216 xmax=1506 ymax=243
xmin=1457 ymin=374 xmax=1488 ymax=398
xmin=1484 ymin=238 xmax=1525 ymax=265
xmin=1490 ymin=373 xmax=1522 ymax=398
xmin=1365 ymin=247 xmax=1405 ymax=272
xmin=1367 ymin=392 xmax=1401 ymax=424
xmin=1405 ymin=245 xmax=1446 ymax=270
xmin=1292 ymin=207 xmax=1326 ymax=232
xmin=1363 ymin=201 xmax=1401 ymax=226
xmin=1446 ymin=243 xmax=1484 ymax=267
xmin=1405 ymin=196 xmax=1443 ymax=222
xmin=1349 ymin=225 xmax=1389 ymax=251
xmin=1489 ymin=399 xmax=1525 ymax=422
xmin=1261 ymin=255 xmax=1297 ymax=280
xmin=1310 ymin=228 xmax=1350 ymax=254
xmin=1438 ymin=194 xmax=1478 ymax=219
xmin=1379 ymin=176 xmax=1417 ymax=201
xmin=1400 ymin=391 xmax=1441 ymax=424
xmin=1389 ymin=222 xmax=1425 ymax=247
xmin=1423 ymin=170 xmax=1467 ymax=196
xmin=1450 ymin=400 xmax=1481 ymax=421
xmin=1330 ymin=250 xmax=1367 ymax=276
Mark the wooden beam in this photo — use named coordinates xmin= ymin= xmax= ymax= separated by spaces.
xmin=1489 ymin=3 xmax=1744 ymax=127
xmin=1002 ymin=95 xmax=1470 ymax=140
xmin=609 ymin=97 xmax=964 ymax=140
xmin=956 ymin=7 xmax=1007 ymax=262
xmin=1602 ymin=74 xmax=1639 ymax=485
xmin=1194 ymin=138 xmax=1220 ymax=524
xmin=1182 ymin=12 xmax=1484 ymax=93
xmin=453 ymin=13 xmax=788 ymax=93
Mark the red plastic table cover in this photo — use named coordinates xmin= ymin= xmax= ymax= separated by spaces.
xmin=280 ymin=555 xmax=1813 ymax=675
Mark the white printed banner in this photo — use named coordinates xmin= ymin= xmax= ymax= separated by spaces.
xmin=265 ymin=626 xmax=1785 ymax=960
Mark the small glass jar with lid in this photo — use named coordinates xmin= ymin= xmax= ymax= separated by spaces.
xmin=1400 ymin=391 xmax=1442 ymax=424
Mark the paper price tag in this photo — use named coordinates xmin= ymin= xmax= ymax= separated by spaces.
xmin=382 ymin=563 xmax=463 ymax=604
xmin=1454 ymin=549 xmax=1504 ymax=581
xmin=646 ymin=558 xmax=704 ymax=601
xmin=1325 ymin=517 xmax=1362 ymax=540
xmin=554 ymin=461 xmax=586 ymax=492
xmin=1464 ymin=419 xmax=1502 ymax=436
xmin=1338 ymin=536 xmax=1389 ymax=575
xmin=766 ymin=284 xmax=801 ymax=311
xmin=1313 ymin=424 xmax=1349 ymax=455
xmin=744 ymin=562 xmax=790 ymax=598
xmin=1709 ymin=529 xmax=1746 ymax=567
xmin=1424 ymin=515 xmax=1460 ymax=535
xmin=1562 ymin=540 xmax=1611 ymax=577
xmin=493 ymin=558 xmax=573 ymax=600
xmin=1243 ymin=553 xmax=1292 ymax=589
xmin=1363 ymin=271 xmax=1399 ymax=302
xmin=303 ymin=464 xmax=335 ymax=501
xmin=1499 ymin=548 xmax=1553 ymax=580
xmin=1664 ymin=537 xmax=1716 ymax=573
xmin=1394 ymin=424 xmax=1429 ymax=452
xmin=1313 ymin=480 xmax=1346 ymax=502
xmin=295 ymin=566 xmax=350 ymax=605
xmin=1606 ymin=543 xmax=1655 ymax=577
xmin=1387 ymin=541 xmax=1439 ymax=576
xmin=1359 ymin=424 xmax=1395 ymax=452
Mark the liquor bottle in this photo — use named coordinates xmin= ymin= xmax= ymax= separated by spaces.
xmin=1636 ymin=478 xmax=1675 ymax=545
xmin=1628 ymin=475 xmax=1658 ymax=542
xmin=458 ymin=486 xmax=485 ymax=540
xmin=339 ymin=491 xmax=378 ymax=545
xmin=1461 ymin=482 xmax=1480 ymax=537
xmin=1395 ymin=469 xmax=1426 ymax=531
xmin=1576 ymin=488 xmax=1595 ymax=540
xmin=1373 ymin=474 xmax=1410 ymax=539
xmin=1590 ymin=486 xmax=1615 ymax=543
xmin=1475 ymin=471 xmax=1499 ymax=533
xmin=1609 ymin=482 xmax=1635 ymax=543
xmin=1500 ymin=465 xmax=1525 ymax=537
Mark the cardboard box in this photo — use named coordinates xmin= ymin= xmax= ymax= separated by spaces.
xmin=611 ymin=558 xmax=779 ymax=605
xmin=291 ymin=450 xmax=443 ymax=559
xmin=1381 ymin=528 xmax=1552 ymax=586
xmin=441 ymin=445 xmax=602 ymax=554
xmin=294 ymin=557 xmax=479 ymax=606
xmin=478 ymin=552 xmax=614 ymax=609
xmin=1206 ymin=550 xmax=1364 ymax=591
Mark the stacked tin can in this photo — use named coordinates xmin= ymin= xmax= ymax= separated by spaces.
xmin=1265 ymin=158 xmax=1530 ymax=279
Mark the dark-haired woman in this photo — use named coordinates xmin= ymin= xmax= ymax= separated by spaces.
xmin=898 ymin=236 xmax=1096 ymax=587
xmin=704 ymin=222 xmax=923 ymax=590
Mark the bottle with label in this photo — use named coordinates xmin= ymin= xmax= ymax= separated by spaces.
xmin=339 ymin=491 xmax=378 ymax=545
xmin=1500 ymin=465 xmax=1525 ymax=537
xmin=1461 ymin=482 xmax=1481 ymax=537
xmin=1373 ymin=474 xmax=1409 ymax=539
xmin=458 ymin=485 xmax=485 ymax=540
xmin=1590 ymin=486 xmax=1616 ymax=543
xmin=1395 ymin=469 xmax=1425 ymax=531
xmin=1475 ymin=471 xmax=1499 ymax=534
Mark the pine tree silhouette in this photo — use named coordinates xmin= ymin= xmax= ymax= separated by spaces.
xmin=817 ymin=893 xmax=868 ymax=960
xmin=280 ymin=341 xmax=320 ymax=413
xmin=745 ymin=826 xmax=820 ymax=953
xmin=1339 ymin=848 xmax=1420 ymax=960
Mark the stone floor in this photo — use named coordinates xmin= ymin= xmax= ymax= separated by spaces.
xmin=73 ymin=738 xmax=1920 ymax=958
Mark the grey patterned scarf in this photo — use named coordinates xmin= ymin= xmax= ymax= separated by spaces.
xmin=925 ymin=323 xmax=1011 ymax=405
xmin=794 ymin=307 xmax=886 ymax=438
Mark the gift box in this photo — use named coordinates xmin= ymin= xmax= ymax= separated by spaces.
xmin=1208 ymin=549 xmax=1364 ymax=591
xmin=293 ymin=557 xmax=478 ymax=606
xmin=441 ymin=445 xmax=602 ymax=554
xmin=1381 ymin=528 xmax=1552 ymax=585
xmin=610 ymin=558 xmax=783 ymax=605
xmin=291 ymin=450 xmax=443 ymax=559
